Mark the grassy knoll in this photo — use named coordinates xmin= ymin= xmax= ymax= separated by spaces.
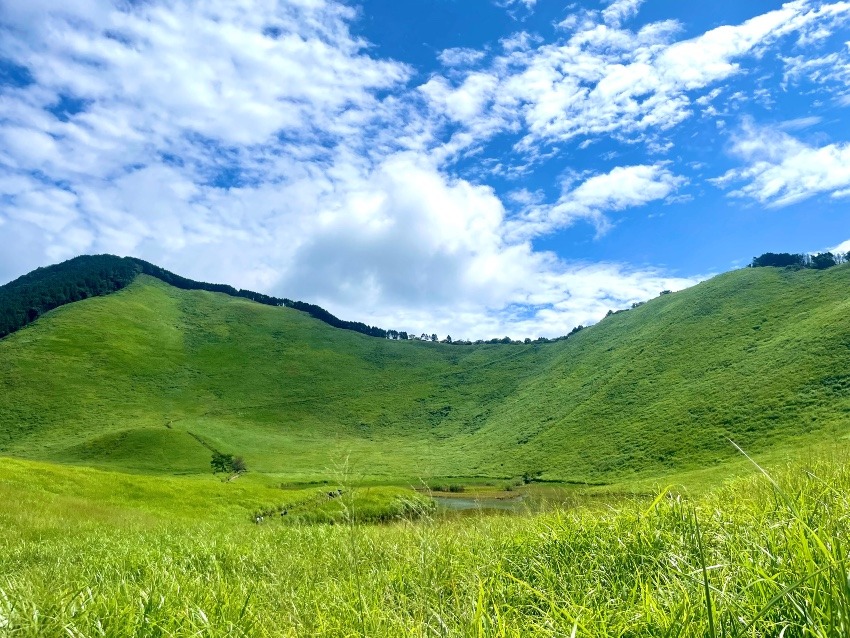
xmin=1 ymin=264 xmax=849 ymax=483
xmin=0 ymin=456 xmax=430 ymax=526
xmin=2 ymin=450 xmax=850 ymax=636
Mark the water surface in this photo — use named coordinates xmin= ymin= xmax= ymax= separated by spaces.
xmin=432 ymin=495 xmax=526 ymax=512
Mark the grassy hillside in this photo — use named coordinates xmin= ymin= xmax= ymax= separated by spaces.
xmin=1 ymin=265 xmax=849 ymax=483
xmin=478 ymin=264 xmax=850 ymax=480
xmin=0 ymin=275 xmax=555 ymax=480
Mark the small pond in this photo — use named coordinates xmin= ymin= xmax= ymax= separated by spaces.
xmin=432 ymin=495 xmax=527 ymax=512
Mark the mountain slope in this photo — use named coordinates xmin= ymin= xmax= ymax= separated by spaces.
xmin=0 ymin=275 xmax=556 ymax=479
xmin=1 ymin=264 xmax=848 ymax=482
xmin=477 ymin=264 xmax=850 ymax=479
xmin=0 ymin=254 xmax=402 ymax=340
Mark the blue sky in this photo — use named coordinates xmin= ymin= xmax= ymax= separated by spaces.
xmin=0 ymin=0 xmax=849 ymax=339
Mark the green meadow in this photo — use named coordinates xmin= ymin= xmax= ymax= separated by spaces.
xmin=1 ymin=262 xmax=850 ymax=635
xmin=2 ymin=451 xmax=850 ymax=636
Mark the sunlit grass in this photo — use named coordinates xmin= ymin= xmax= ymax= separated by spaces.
xmin=2 ymin=263 xmax=850 ymax=634
xmin=1 ymin=453 xmax=849 ymax=636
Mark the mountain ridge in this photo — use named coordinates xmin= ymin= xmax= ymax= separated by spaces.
xmin=0 ymin=254 xmax=392 ymax=341
xmin=1 ymin=261 xmax=848 ymax=482
xmin=0 ymin=254 xmax=589 ymax=343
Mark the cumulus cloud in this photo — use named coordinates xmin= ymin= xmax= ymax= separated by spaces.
xmin=713 ymin=123 xmax=850 ymax=206
xmin=420 ymin=73 xmax=500 ymax=126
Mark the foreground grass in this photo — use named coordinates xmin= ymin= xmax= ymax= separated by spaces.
xmin=2 ymin=454 xmax=850 ymax=636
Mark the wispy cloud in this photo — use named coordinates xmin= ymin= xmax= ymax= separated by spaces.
xmin=496 ymin=0 xmax=538 ymax=16
xmin=602 ymin=0 xmax=646 ymax=27
xmin=783 ymin=43 xmax=850 ymax=102
xmin=778 ymin=116 xmax=823 ymax=130
xmin=506 ymin=164 xmax=686 ymax=240
xmin=713 ymin=122 xmax=850 ymax=206
xmin=422 ymin=1 xmax=850 ymax=154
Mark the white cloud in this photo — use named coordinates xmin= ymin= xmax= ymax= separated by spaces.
xmin=783 ymin=45 xmax=850 ymax=103
xmin=0 ymin=0 xmax=411 ymax=153
xmin=422 ymin=1 xmax=850 ymax=153
xmin=655 ymin=5 xmax=800 ymax=90
xmin=1 ymin=127 xmax=62 ymax=169
xmin=507 ymin=164 xmax=686 ymax=239
xmin=602 ymin=0 xmax=645 ymax=27
xmin=438 ymin=47 xmax=486 ymax=67
xmin=420 ymin=73 xmax=499 ymax=124
xmin=790 ymin=1 xmax=850 ymax=44
xmin=713 ymin=123 xmax=850 ymax=206
xmin=496 ymin=0 xmax=537 ymax=13
xmin=499 ymin=30 xmax=543 ymax=52
xmin=778 ymin=115 xmax=823 ymax=130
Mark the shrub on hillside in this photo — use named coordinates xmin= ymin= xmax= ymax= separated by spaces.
xmin=211 ymin=452 xmax=247 ymax=475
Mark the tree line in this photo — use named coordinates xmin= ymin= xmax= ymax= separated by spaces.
xmin=389 ymin=324 xmax=588 ymax=346
xmin=0 ymin=255 xmax=140 ymax=339
xmin=750 ymin=251 xmax=849 ymax=269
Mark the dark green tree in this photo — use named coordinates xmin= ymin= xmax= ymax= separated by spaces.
xmin=211 ymin=452 xmax=247 ymax=474
xmin=231 ymin=456 xmax=247 ymax=473
xmin=810 ymin=252 xmax=837 ymax=270
xmin=751 ymin=252 xmax=806 ymax=268
xmin=211 ymin=452 xmax=234 ymax=474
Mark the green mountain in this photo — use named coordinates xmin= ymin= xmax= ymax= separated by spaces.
xmin=0 ymin=254 xmax=389 ymax=340
xmin=1 ymin=259 xmax=848 ymax=483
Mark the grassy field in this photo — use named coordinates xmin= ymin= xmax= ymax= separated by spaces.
xmin=1 ymin=264 xmax=849 ymax=483
xmin=2 ymin=263 xmax=850 ymax=634
xmin=1 ymin=449 xmax=850 ymax=636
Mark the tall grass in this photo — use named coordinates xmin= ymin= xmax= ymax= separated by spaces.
xmin=1 ymin=455 xmax=849 ymax=636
